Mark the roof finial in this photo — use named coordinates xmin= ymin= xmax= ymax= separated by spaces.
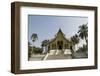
xmin=59 ymin=27 xmax=62 ymax=32
xmin=58 ymin=25 xmax=61 ymax=29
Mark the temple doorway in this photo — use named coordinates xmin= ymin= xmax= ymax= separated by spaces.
xmin=57 ymin=41 xmax=63 ymax=50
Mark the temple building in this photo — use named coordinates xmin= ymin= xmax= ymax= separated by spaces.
xmin=43 ymin=28 xmax=73 ymax=55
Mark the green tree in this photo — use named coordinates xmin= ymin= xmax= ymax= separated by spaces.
xmin=70 ymin=34 xmax=79 ymax=58
xmin=78 ymin=23 xmax=88 ymax=43
xmin=77 ymin=44 xmax=87 ymax=52
xmin=77 ymin=44 xmax=88 ymax=57
xmin=28 ymin=42 xmax=32 ymax=59
xmin=32 ymin=46 xmax=42 ymax=54
xmin=76 ymin=23 xmax=88 ymax=57
xmin=41 ymin=40 xmax=49 ymax=60
xmin=71 ymin=34 xmax=79 ymax=46
xmin=41 ymin=40 xmax=49 ymax=47
xmin=31 ymin=33 xmax=38 ymax=54
xmin=41 ymin=40 xmax=49 ymax=53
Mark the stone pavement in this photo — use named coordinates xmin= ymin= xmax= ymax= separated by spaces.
xmin=29 ymin=51 xmax=87 ymax=61
xmin=29 ymin=54 xmax=72 ymax=61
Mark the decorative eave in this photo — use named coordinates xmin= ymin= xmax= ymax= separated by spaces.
xmin=48 ymin=28 xmax=71 ymax=44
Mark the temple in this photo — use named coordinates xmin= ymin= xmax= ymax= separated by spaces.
xmin=43 ymin=28 xmax=73 ymax=55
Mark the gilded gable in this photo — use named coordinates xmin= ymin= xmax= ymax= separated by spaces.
xmin=48 ymin=28 xmax=72 ymax=50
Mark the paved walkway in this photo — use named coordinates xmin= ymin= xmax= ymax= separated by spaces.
xmin=29 ymin=54 xmax=72 ymax=61
xmin=47 ymin=54 xmax=72 ymax=60
xmin=29 ymin=51 xmax=87 ymax=61
xmin=29 ymin=54 xmax=45 ymax=61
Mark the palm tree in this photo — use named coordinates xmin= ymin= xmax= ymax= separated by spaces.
xmin=31 ymin=33 xmax=38 ymax=54
xmin=78 ymin=23 xmax=88 ymax=43
xmin=77 ymin=23 xmax=88 ymax=57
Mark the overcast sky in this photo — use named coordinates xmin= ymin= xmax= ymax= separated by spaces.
xmin=28 ymin=15 xmax=88 ymax=47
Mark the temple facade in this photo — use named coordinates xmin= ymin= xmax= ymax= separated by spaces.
xmin=43 ymin=29 xmax=73 ymax=55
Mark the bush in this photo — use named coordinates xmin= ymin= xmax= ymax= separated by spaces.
xmin=28 ymin=46 xmax=43 ymax=59
xmin=31 ymin=46 xmax=42 ymax=54
xmin=28 ymin=46 xmax=32 ymax=58
xmin=77 ymin=44 xmax=88 ymax=52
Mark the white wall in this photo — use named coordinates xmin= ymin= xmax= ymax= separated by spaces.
xmin=0 ymin=0 xmax=100 ymax=76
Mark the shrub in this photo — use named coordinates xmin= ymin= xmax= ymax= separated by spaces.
xmin=33 ymin=46 xmax=42 ymax=54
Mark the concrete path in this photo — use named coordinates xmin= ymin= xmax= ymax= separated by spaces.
xmin=29 ymin=54 xmax=72 ymax=61
xmin=29 ymin=51 xmax=88 ymax=61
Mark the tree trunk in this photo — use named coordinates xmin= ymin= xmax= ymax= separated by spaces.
xmin=31 ymin=42 xmax=34 ymax=57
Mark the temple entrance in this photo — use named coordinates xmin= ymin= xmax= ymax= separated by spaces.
xmin=57 ymin=41 xmax=63 ymax=50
